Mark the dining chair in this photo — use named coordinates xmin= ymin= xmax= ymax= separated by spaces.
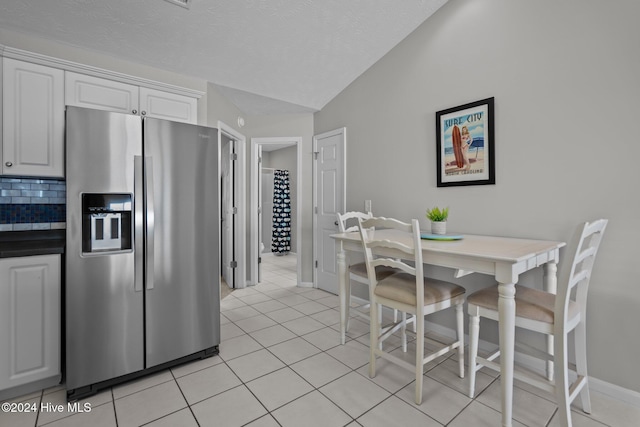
xmin=467 ymin=219 xmax=608 ymax=426
xmin=357 ymin=216 xmax=466 ymax=405
xmin=336 ymin=211 xmax=403 ymax=335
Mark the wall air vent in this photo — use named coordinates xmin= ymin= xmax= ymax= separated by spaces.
xmin=163 ymin=0 xmax=191 ymax=9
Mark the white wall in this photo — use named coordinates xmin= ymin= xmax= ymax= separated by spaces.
xmin=314 ymin=0 xmax=640 ymax=393
xmin=207 ymin=83 xmax=244 ymax=129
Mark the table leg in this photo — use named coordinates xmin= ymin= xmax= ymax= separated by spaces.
xmin=498 ymin=281 xmax=516 ymax=427
xmin=543 ymin=262 xmax=558 ymax=381
xmin=337 ymin=247 xmax=348 ymax=345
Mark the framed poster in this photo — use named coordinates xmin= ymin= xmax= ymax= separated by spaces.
xmin=436 ymin=97 xmax=495 ymax=187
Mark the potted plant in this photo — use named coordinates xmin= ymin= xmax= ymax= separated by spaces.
xmin=426 ymin=206 xmax=449 ymax=235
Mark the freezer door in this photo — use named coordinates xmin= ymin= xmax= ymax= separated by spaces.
xmin=144 ymin=118 xmax=220 ymax=368
xmin=65 ymin=107 xmax=144 ymax=390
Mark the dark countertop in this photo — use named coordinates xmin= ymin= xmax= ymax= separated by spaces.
xmin=0 ymin=229 xmax=65 ymax=258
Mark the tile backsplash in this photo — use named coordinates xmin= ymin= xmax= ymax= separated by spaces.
xmin=0 ymin=177 xmax=66 ymax=231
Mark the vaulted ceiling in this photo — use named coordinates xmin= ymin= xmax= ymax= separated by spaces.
xmin=0 ymin=0 xmax=448 ymax=114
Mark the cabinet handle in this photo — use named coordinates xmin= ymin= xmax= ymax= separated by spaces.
xmin=132 ymin=109 xmax=138 ymax=115
xmin=141 ymin=111 xmax=147 ymax=116
xmin=5 ymin=162 xmax=12 ymax=167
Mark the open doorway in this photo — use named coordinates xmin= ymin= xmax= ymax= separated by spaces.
xmin=250 ymin=137 xmax=302 ymax=286
xmin=219 ymin=122 xmax=246 ymax=290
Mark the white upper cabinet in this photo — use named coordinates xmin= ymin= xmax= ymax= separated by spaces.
xmin=1 ymin=48 xmax=202 ymax=179
xmin=2 ymin=58 xmax=65 ymax=178
xmin=66 ymin=72 xmax=197 ymax=124
xmin=65 ymin=72 xmax=139 ymax=115
xmin=140 ymin=87 xmax=197 ymax=124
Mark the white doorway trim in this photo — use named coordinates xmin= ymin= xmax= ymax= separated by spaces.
xmin=250 ymin=137 xmax=302 ymax=286
xmin=218 ymin=121 xmax=247 ymax=288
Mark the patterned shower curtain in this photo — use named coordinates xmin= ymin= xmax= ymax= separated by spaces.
xmin=271 ymin=169 xmax=291 ymax=255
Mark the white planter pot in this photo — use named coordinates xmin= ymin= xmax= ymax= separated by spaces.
xmin=431 ymin=221 xmax=447 ymax=235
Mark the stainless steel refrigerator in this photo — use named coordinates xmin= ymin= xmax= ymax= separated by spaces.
xmin=65 ymin=106 xmax=220 ymax=400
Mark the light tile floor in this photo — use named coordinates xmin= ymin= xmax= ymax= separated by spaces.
xmin=2 ymin=253 xmax=639 ymax=426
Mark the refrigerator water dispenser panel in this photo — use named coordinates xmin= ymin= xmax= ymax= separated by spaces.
xmin=82 ymin=193 xmax=133 ymax=254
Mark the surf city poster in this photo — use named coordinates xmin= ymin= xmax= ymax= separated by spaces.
xmin=435 ymin=97 xmax=495 ymax=187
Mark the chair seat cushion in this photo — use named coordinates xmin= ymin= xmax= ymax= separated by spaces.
xmin=467 ymin=285 xmax=579 ymax=324
xmin=374 ymin=272 xmax=465 ymax=306
xmin=349 ymin=263 xmax=397 ymax=280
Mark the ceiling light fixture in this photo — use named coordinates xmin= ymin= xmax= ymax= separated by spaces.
xmin=162 ymin=0 xmax=191 ymax=9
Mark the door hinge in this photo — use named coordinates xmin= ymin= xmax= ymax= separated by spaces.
xmin=231 ymin=153 xmax=238 ymax=161
xmin=314 ymin=206 xmax=318 ymax=214
xmin=313 ymin=152 xmax=319 ymax=160
xmin=258 ymin=257 xmax=262 ymax=264
xmin=231 ymin=207 xmax=238 ymax=214
xmin=230 ymin=260 xmax=238 ymax=268
xmin=315 ymin=260 xmax=318 ymax=268
xmin=258 ymin=156 xmax=262 ymax=164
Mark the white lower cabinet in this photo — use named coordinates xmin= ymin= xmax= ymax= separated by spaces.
xmin=0 ymin=255 xmax=61 ymax=394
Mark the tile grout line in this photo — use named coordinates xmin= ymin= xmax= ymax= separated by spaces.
xmin=223 ymin=267 xmax=359 ymax=425
xmin=255 ymin=261 xmax=477 ymax=426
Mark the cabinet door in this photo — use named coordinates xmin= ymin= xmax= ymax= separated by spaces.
xmin=2 ymin=59 xmax=65 ymax=177
xmin=140 ymin=87 xmax=197 ymax=124
xmin=65 ymin=71 xmax=140 ymax=115
xmin=0 ymin=255 xmax=61 ymax=391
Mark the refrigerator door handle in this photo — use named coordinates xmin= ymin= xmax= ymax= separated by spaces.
xmin=134 ymin=156 xmax=144 ymax=292
xmin=145 ymin=156 xmax=155 ymax=290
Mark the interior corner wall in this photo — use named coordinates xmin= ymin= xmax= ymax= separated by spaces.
xmin=313 ymin=0 xmax=640 ymax=393
xmin=206 ymin=83 xmax=244 ymax=129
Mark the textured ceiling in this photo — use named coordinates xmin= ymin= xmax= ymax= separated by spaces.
xmin=0 ymin=0 xmax=448 ymax=114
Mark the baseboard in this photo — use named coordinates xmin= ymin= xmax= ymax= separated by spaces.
xmin=0 ymin=375 xmax=61 ymax=402
xmin=494 ymin=343 xmax=640 ymax=408
xmin=298 ymin=281 xmax=314 ymax=288
xmin=589 ymin=376 xmax=640 ymax=408
xmin=351 ymin=296 xmax=640 ymax=408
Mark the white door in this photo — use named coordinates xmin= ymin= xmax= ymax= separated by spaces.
xmin=221 ymin=136 xmax=235 ymax=288
xmin=313 ymin=128 xmax=346 ymax=294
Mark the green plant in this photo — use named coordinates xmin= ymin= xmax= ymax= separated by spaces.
xmin=426 ymin=206 xmax=449 ymax=222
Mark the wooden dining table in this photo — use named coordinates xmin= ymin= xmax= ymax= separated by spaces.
xmin=331 ymin=229 xmax=565 ymax=427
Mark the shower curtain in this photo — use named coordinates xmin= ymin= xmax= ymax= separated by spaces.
xmin=271 ymin=169 xmax=291 ymax=255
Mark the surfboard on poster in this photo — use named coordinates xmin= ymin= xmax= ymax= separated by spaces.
xmin=452 ymin=125 xmax=464 ymax=169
